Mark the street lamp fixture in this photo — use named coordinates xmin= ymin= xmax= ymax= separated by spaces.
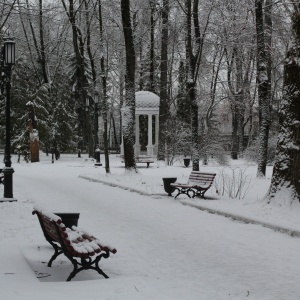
xmin=4 ymin=39 xmax=15 ymax=65
xmin=1 ymin=38 xmax=17 ymax=202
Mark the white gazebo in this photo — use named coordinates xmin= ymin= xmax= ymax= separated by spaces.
xmin=121 ymin=91 xmax=160 ymax=157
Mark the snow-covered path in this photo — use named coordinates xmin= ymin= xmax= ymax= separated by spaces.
xmin=2 ymin=157 xmax=300 ymax=299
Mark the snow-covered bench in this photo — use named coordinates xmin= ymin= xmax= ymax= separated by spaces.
xmin=33 ymin=207 xmax=117 ymax=281
xmin=171 ymin=171 xmax=216 ymax=199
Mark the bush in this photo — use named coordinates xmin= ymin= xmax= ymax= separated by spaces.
xmin=214 ymin=167 xmax=252 ymax=199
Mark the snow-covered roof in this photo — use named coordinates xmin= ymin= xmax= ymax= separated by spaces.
xmin=121 ymin=91 xmax=160 ymax=114
xmin=135 ymin=91 xmax=160 ymax=108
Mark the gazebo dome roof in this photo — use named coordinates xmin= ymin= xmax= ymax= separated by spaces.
xmin=135 ymin=91 xmax=160 ymax=108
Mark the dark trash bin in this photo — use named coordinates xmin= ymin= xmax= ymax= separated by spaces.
xmin=54 ymin=213 xmax=80 ymax=229
xmin=162 ymin=177 xmax=177 ymax=196
xmin=94 ymin=146 xmax=102 ymax=166
xmin=184 ymin=158 xmax=191 ymax=167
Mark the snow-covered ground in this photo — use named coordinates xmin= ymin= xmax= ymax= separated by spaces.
xmin=1 ymin=153 xmax=300 ymax=300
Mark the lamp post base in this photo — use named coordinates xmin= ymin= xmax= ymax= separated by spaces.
xmin=0 ymin=197 xmax=17 ymax=202
xmin=2 ymin=167 xmax=15 ymax=199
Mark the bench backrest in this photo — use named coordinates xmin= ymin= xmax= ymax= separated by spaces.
xmin=188 ymin=171 xmax=216 ymax=187
xmin=33 ymin=209 xmax=92 ymax=257
xmin=33 ymin=209 xmax=67 ymax=243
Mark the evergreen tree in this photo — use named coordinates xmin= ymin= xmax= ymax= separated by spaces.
xmin=269 ymin=3 xmax=300 ymax=203
xmin=10 ymin=56 xmax=77 ymax=154
xmin=10 ymin=55 xmax=36 ymax=151
xmin=50 ymin=71 xmax=77 ymax=152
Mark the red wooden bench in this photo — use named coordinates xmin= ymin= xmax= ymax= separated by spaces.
xmin=170 ymin=171 xmax=216 ymax=199
xmin=33 ymin=207 xmax=117 ymax=281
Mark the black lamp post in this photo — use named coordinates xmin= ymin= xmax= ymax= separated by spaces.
xmin=94 ymin=94 xmax=101 ymax=166
xmin=1 ymin=38 xmax=16 ymax=202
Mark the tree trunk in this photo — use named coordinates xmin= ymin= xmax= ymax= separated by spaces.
xmin=186 ymin=0 xmax=202 ymax=171
xmin=98 ymin=0 xmax=110 ymax=173
xmin=39 ymin=0 xmax=48 ymax=84
xmin=269 ymin=4 xmax=300 ymax=202
xmin=85 ymin=0 xmax=96 ymax=158
xmin=149 ymin=0 xmax=155 ymax=92
xmin=121 ymin=0 xmax=137 ymax=171
xmin=111 ymin=113 xmax=119 ymax=151
xmin=157 ymin=0 xmax=169 ymax=161
xmin=265 ymin=0 xmax=273 ymax=109
xmin=189 ymin=82 xmax=199 ymax=171
xmin=231 ymin=101 xmax=239 ymax=159
xmin=61 ymin=0 xmax=91 ymax=157
xmin=235 ymin=49 xmax=245 ymax=156
xmin=255 ymin=0 xmax=271 ymax=177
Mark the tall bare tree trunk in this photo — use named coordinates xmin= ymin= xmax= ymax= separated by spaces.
xmin=39 ymin=0 xmax=48 ymax=84
xmin=121 ymin=0 xmax=137 ymax=171
xmin=255 ymin=0 xmax=271 ymax=177
xmin=231 ymin=99 xmax=239 ymax=159
xmin=186 ymin=0 xmax=198 ymax=170
xmin=98 ymin=0 xmax=110 ymax=173
xmin=235 ymin=49 xmax=245 ymax=156
xmin=149 ymin=0 xmax=155 ymax=92
xmin=61 ymin=0 xmax=91 ymax=157
xmin=185 ymin=0 xmax=209 ymax=171
xmin=265 ymin=0 xmax=273 ymax=104
xmin=84 ymin=0 xmax=96 ymax=158
xmin=158 ymin=0 xmax=169 ymax=161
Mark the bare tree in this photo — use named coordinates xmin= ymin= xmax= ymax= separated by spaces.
xmin=255 ymin=0 xmax=271 ymax=177
xmin=185 ymin=0 xmax=211 ymax=171
xmin=157 ymin=0 xmax=169 ymax=161
xmin=98 ymin=0 xmax=110 ymax=173
xmin=149 ymin=0 xmax=156 ymax=92
xmin=61 ymin=0 xmax=93 ymax=157
xmin=220 ymin=1 xmax=255 ymax=160
xmin=121 ymin=0 xmax=137 ymax=171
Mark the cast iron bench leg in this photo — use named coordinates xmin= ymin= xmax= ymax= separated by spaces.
xmin=46 ymin=239 xmax=63 ymax=267
xmin=67 ymin=253 xmax=110 ymax=281
xmin=174 ymin=188 xmax=191 ymax=199
xmin=187 ymin=189 xmax=195 ymax=198
xmin=174 ymin=188 xmax=181 ymax=199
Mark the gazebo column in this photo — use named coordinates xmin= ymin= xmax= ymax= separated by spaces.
xmin=147 ymin=113 xmax=154 ymax=156
xmin=134 ymin=114 xmax=140 ymax=156
xmin=154 ymin=114 xmax=159 ymax=156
